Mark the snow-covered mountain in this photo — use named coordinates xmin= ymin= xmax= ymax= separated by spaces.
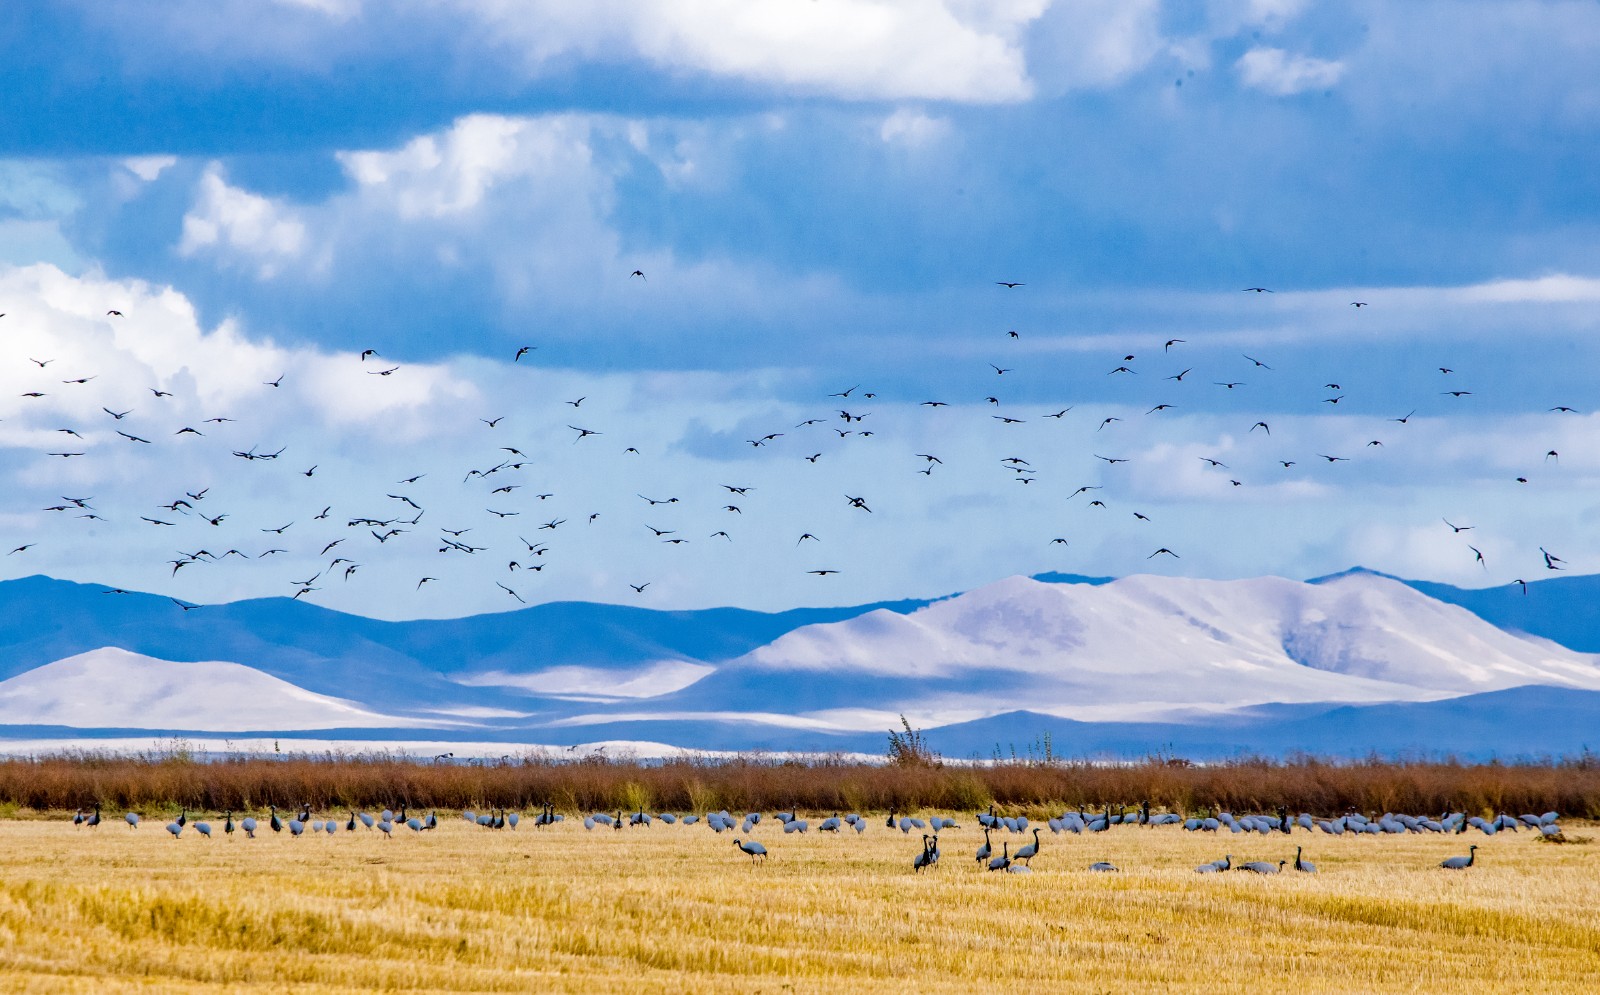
xmin=710 ymin=572 xmax=1600 ymax=725
xmin=1 ymin=569 xmax=1597 ymax=758
xmin=0 ymin=647 xmax=416 ymax=731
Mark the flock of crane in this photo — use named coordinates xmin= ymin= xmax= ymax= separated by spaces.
xmin=2 ymin=281 xmax=1579 ymax=614
xmin=68 ymin=800 xmax=1560 ymax=873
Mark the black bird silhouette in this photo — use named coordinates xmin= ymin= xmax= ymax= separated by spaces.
xmin=995 ymin=281 xmax=1023 ymax=288
xmin=1164 ymin=339 xmax=1185 ymax=351
xmin=630 ymin=583 xmax=650 ymax=593
xmin=1512 ymin=578 xmax=1527 ymax=595
xmin=1149 ymin=548 xmax=1179 ymax=558
xmin=1250 ymin=422 xmax=1269 ymax=434
xmin=1469 ymin=546 xmax=1486 ymax=568
xmin=1443 ymin=519 xmax=1472 ymax=533
xmin=264 ymin=375 xmax=284 ymax=387
xmin=1243 ymin=355 xmax=1272 ymax=369
xmin=1391 ymin=410 xmax=1416 ymax=424
xmin=514 ymin=346 xmax=534 ymax=361
xmin=1242 ymin=287 xmax=1272 ymax=293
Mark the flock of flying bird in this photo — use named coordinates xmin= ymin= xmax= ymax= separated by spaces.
xmin=68 ymin=799 xmax=1557 ymax=874
xmin=0 ymin=281 xmax=1582 ymax=611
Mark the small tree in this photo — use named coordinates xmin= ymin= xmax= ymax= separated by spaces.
xmin=887 ymin=715 xmax=940 ymax=768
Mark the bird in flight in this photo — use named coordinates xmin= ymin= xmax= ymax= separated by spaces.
xmin=808 ymin=569 xmax=840 ymax=576
xmin=1149 ymin=548 xmax=1179 ymax=558
xmin=630 ymin=583 xmax=650 ymax=593
xmin=264 ymin=374 xmax=284 ymax=388
xmin=630 ymin=270 xmax=646 ymax=281
xmin=1164 ymin=339 xmax=1185 ymax=351
xmin=569 ymin=425 xmax=600 ymax=441
xmin=1243 ymin=287 xmax=1273 ymax=293
xmin=995 ymin=281 xmax=1024 ymax=289
xmin=1443 ymin=519 xmax=1472 ymax=533
xmin=1243 ymin=355 xmax=1272 ymax=369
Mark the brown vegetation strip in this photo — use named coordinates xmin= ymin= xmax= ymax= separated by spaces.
xmin=2 ymin=751 xmax=1598 ymax=817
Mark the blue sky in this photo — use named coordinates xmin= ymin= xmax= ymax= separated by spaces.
xmin=2 ymin=0 xmax=1598 ymax=618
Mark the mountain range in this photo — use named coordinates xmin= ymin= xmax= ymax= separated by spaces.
xmin=2 ymin=568 xmax=1598 ymax=760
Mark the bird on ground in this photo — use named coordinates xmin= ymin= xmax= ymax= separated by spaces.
xmin=733 ymin=838 xmax=767 ymax=863
xmin=1440 ymin=845 xmax=1478 ymax=869
xmin=1293 ymin=846 xmax=1316 ymax=872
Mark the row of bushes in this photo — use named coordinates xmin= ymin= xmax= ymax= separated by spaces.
xmin=2 ymin=749 xmax=1598 ymax=818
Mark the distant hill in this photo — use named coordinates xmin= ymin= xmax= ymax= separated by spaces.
xmin=1 ymin=569 xmax=1598 ymax=761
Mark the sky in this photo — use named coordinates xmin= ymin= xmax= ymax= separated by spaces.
xmin=1 ymin=0 xmax=1598 ymax=620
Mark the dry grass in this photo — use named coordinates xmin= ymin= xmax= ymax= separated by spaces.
xmin=0 ymin=813 xmax=1596 ymax=992
xmin=5 ymin=751 xmax=1600 ymax=818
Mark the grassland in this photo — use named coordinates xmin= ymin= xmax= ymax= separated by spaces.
xmin=0 ymin=812 xmax=1595 ymax=992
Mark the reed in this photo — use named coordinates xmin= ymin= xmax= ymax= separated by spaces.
xmin=2 ymin=749 xmax=1598 ymax=819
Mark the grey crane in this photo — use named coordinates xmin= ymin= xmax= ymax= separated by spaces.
xmin=913 ymin=834 xmax=937 ymax=872
xmin=1293 ymin=846 xmax=1316 ymax=873
xmin=224 ymin=812 xmax=234 ymax=838
xmin=165 ymin=820 xmax=182 ymax=839
xmin=86 ymin=806 xmax=102 ymax=828
xmin=1014 ymin=828 xmax=1042 ymax=866
xmin=1440 ymin=845 xmax=1478 ymax=869
xmin=1088 ymin=861 xmax=1119 ymax=872
xmin=987 ymin=842 xmax=1011 ymax=872
xmin=241 ymin=816 xmax=257 ymax=839
xmin=125 ymin=812 xmax=140 ymax=829
xmin=975 ymin=828 xmax=992 ymax=865
xmin=1238 ymin=860 xmax=1285 ymax=874
xmin=734 ymin=838 xmax=768 ymax=863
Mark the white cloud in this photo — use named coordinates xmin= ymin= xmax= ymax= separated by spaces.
xmin=179 ymin=167 xmax=309 ymax=277
xmin=121 ymin=156 xmax=178 ymax=183
xmin=1028 ymin=0 xmax=1165 ymax=91
xmin=1235 ymin=46 xmax=1346 ymax=95
xmin=455 ymin=0 xmax=1041 ymax=103
xmin=879 ymin=107 xmax=952 ymax=146
xmin=274 ymin=0 xmax=361 ymax=18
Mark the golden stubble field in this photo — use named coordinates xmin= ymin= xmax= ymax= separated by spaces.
xmin=0 ymin=813 xmax=1596 ymax=993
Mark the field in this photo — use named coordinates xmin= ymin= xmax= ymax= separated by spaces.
xmin=0 ymin=811 xmax=1596 ymax=992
